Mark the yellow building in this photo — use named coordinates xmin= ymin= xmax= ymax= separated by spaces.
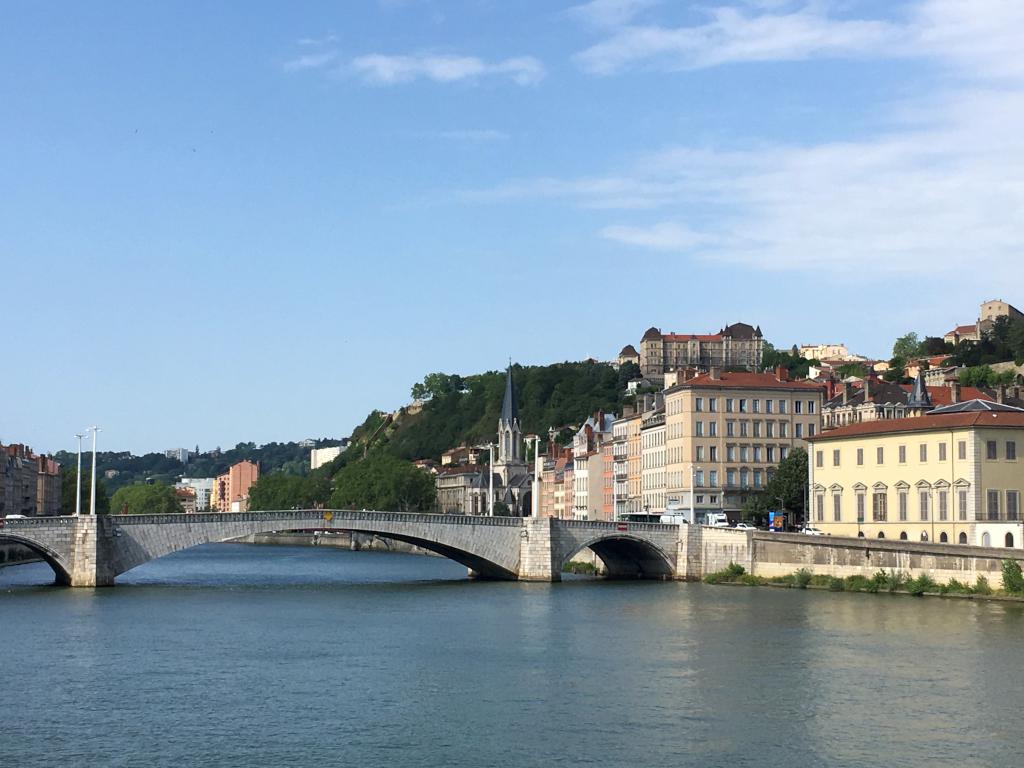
xmin=612 ymin=410 xmax=643 ymax=518
xmin=663 ymin=369 xmax=824 ymax=515
xmin=807 ymin=403 xmax=1024 ymax=547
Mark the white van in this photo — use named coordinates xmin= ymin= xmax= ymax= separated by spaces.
xmin=700 ymin=512 xmax=730 ymax=527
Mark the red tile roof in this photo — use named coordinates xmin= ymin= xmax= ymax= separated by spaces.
xmin=663 ymin=333 xmax=722 ymax=342
xmin=810 ymin=411 xmax=1024 ymax=441
xmin=896 ymin=384 xmax=994 ymax=406
xmin=666 ymin=371 xmax=825 ymax=392
xmin=946 ymin=324 xmax=977 ymax=336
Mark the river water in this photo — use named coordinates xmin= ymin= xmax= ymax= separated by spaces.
xmin=1 ymin=544 xmax=1021 ymax=768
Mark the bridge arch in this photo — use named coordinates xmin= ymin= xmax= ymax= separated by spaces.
xmin=0 ymin=533 xmax=72 ymax=585
xmin=559 ymin=533 xmax=675 ymax=580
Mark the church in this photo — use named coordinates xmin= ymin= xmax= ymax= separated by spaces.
xmin=434 ymin=365 xmax=534 ymax=516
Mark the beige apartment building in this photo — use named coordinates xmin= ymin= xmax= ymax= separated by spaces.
xmin=663 ymin=370 xmax=825 ymax=515
xmin=807 ymin=402 xmax=1024 ymax=547
xmin=612 ymin=411 xmax=643 ymax=519
xmin=637 ymin=322 xmax=764 ymax=378
xmin=640 ymin=408 xmax=666 ymax=514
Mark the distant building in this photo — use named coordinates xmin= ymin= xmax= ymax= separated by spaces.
xmin=310 ymin=446 xmax=343 ymax=470
xmin=177 ymin=477 xmax=214 ymax=511
xmin=617 ymin=344 xmax=640 ymax=368
xmin=944 ymin=298 xmax=1023 ymax=345
xmin=0 ymin=443 xmax=60 ymax=517
xmin=637 ymin=322 xmax=764 ymax=379
xmin=212 ymin=460 xmax=259 ymax=512
xmin=164 ymin=448 xmax=192 ymax=464
xmin=799 ymin=343 xmax=862 ymax=362
xmin=175 ymin=487 xmax=197 ymax=514
xmin=640 ymin=407 xmax=667 ymax=516
xmin=572 ymin=411 xmax=616 ymax=520
xmin=441 ymin=445 xmax=482 ymax=467
xmin=297 ymin=439 xmax=316 ymax=448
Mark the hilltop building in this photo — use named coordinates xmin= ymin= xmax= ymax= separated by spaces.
xmin=944 ymin=298 xmax=1023 ymax=345
xmin=636 ymin=322 xmax=764 ymax=379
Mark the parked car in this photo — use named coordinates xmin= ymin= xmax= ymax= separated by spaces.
xmin=799 ymin=526 xmax=824 ymax=536
xmin=4 ymin=514 xmax=27 ymax=519
xmin=733 ymin=522 xmax=757 ymax=531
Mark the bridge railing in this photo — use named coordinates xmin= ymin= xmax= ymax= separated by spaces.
xmin=105 ymin=509 xmax=525 ymax=527
xmin=0 ymin=517 xmax=76 ymax=529
xmin=557 ymin=519 xmax=680 ymax=532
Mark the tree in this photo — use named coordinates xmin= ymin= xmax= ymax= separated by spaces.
xmin=329 ymin=452 xmax=436 ymax=512
xmin=835 ymin=362 xmax=868 ymax=379
xmin=248 ymin=471 xmax=334 ymax=511
xmin=958 ymin=365 xmax=1017 ymax=388
xmin=59 ymin=467 xmax=110 ymax=515
xmin=892 ymin=332 xmax=923 ymax=361
xmin=110 ymin=483 xmax=183 ymax=515
xmin=411 ymin=372 xmax=464 ymax=401
xmin=765 ymin=448 xmax=808 ymax=525
xmin=921 ymin=336 xmax=952 ymax=356
xmin=883 ymin=356 xmax=908 ymax=383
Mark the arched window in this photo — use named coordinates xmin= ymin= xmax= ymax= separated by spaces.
xmin=939 ymin=532 xmax=948 ymax=543
xmin=1006 ymin=532 xmax=1015 ymax=548
xmin=858 ymin=531 xmax=865 ymax=538
xmin=877 ymin=532 xmax=885 ymax=538
xmin=900 ymin=531 xmax=908 ymax=540
xmin=982 ymin=532 xmax=991 ymax=547
xmin=959 ymin=532 xmax=968 ymax=544
xmin=921 ymin=532 xmax=929 ymax=542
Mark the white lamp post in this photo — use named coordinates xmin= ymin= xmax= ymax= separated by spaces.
xmin=74 ymin=433 xmax=85 ymax=516
xmin=87 ymin=426 xmax=101 ymax=515
xmin=690 ymin=464 xmax=702 ymax=522
xmin=488 ymin=443 xmax=495 ymax=517
xmin=526 ymin=435 xmax=541 ymax=518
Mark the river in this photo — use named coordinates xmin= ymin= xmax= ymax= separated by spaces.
xmin=1 ymin=543 xmax=1021 ymax=768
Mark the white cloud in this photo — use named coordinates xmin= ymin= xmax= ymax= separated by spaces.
xmin=297 ymin=34 xmax=338 ymax=47
xmin=282 ymin=52 xmax=337 ymax=72
xmin=436 ymin=129 xmax=510 ymax=141
xmin=574 ymin=5 xmax=902 ymax=74
xmin=566 ymin=0 xmax=659 ymax=29
xmin=351 ymin=54 xmax=544 ymax=85
xmin=471 ymin=1 xmax=1024 ymax=284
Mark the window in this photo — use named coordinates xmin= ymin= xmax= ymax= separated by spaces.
xmin=959 ymin=532 xmax=967 ymax=544
xmin=696 ymin=421 xmax=704 ymax=437
xmin=982 ymin=532 xmax=991 ymax=547
xmin=766 ymin=422 xmax=775 ymax=438
xmin=899 ymin=445 xmax=907 ymax=464
xmin=753 ymin=399 xmax=760 ymax=413
xmin=754 ymin=470 xmax=763 ymax=487
xmin=739 ymin=468 xmax=749 ymax=488
xmin=938 ymin=490 xmax=948 ymax=521
xmin=779 ymin=400 xmax=787 ymax=414
xmin=766 ymin=400 xmax=774 ymax=414
xmin=740 ymin=421 xmax=749 ymax=438
xmin=919 ymin=490 xmax=929 ymax=521
xmin=958 ymin=440 xmax=967 ymax=460
xmin=727 ymin=446 xmax=736 ymax=462
xmin=877 ymin=446 xmax=884 ymax=465
xmin=856 ymin=492 xmax=865 ymax=522
xmin=695 ymin=446 xmax=704 ymax=461
xmin=709 ymin=446 xmax=718 ymax=462
xmin=794 ymin=400 xmax=803 ymax=414
xmin=816 ymin=493 xmax=824 ymax=522
xmin=695 ymin=470 xmax=705 ymax=486
xmin=939 ymin=443 xmax=947 ymax=462
xmin=781 ymin=447 xmax=789 ymax=460
xmin=696 ymin=397 xmax=704 ymax=412
xmin=709 ymin=422 xmax=718 ymax=437
xmin=808 ymin=400 xmax=816 ymax=414
xmin=899 ymin=491 xmax=908 ymax=521
xmin=808 ymin=424 xmax=816 ymax=437
xmin=872 ymin=490 xmax=887 ymax=522
xmin=940 ymin=532 xmax=948 ymax=543
xmin=753 ymin=446 xmax=762 ymax=462
xmin=753 ymin=421 xmax=762 ymax=437
xmin=987 ymin=440 xmax=998 ymax=460
xmin=709 ymin=470 xmax=718 ymax=487
xmin=987 ymin=489 xmax=1000 ymax=520
xmin=725 ymin=398 xmax=734 ymax=413
xmin=727 ymin=469 xmax=736 ymax=486
xmin=740 ymin=446 xmax=749 ymax=462
xmin=795 ymin=423 xmax=803 ymax=439
xmin=1009 ymin=441 xmax=1017 ymax=460
xmin=727 ymin=421 xmax=735 ymax=437
xmin=856 ymin=448 xmax=864 ymax=466
xmin=958 ymin=489 xmax=968 ymax=521
xmin=709 ymin=398 xmax=718 ymax=413
xmin=832 ymin=449 xmax=841 ymax=467
xmin=739 ymin=399 xmax=748 ymax=413
xmin=780 ymin=422 xmax=788 ymax=438
xmin=766 ymin=446 xmax=776 ymax=462
xmin=833 ymin=493 xmax=842 ymax=522
xmin=816 ymin=451 xmax=823 ymax=468
xmin=919 ymin=444 xmax=928 ymax=462
xmin=1007 ymin=533 xmax=1015 ymax=548
xmin=1008 ymin=491 xmax=1020 ymax=521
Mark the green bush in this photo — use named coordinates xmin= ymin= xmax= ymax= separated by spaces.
xmin=973 ymin=575 xmax=993 ymax=595
xmin=1001 ymin=559 xmax=1024 ymax=595
xmin=907 ymin=573 xmax=938 ymax=596
xmin=795 ymin=569 xmax=813 ymax=589
xmin=740 ymin=574 xmax=767 ymax=586
xmin=563 ymin=561 xmax=597 ymax=574
xmin=725 ymin=562 xmax=746 ymax=578
xmin=874 ymin=569 xmax=908 ymax=593
xmin=769 ymin=574 xmax=796 ymax=586
xmin=844 ymin=575 xmax=875 ymax=592
xmin=704 ymin=562 xmax=747 ymax=584
xmin=827 ymin=577 xmax=845 ymax=592
xmin=941 ymin=579 xmax=971 ymax=595
xmin=809 ymin=574 xmax=833 ymax=588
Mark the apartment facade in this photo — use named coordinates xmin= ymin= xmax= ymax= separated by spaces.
xmin=807 ymin=404 xmax=1024 ymax=547
xmin=213 ymin=459 xmax=260 ymax=512
xmin=663 ymin=370 xmax=825 ymax=515
xmin=637 ymin=322 xmax=764 ymax=378
xmin=176 ymin=477 xmax=214 ymax=511
xmin=640 ymin=408 xmax=666 ymax=515
xmin=612 ymin=411 xmax=643 ymax=519
xmin=1 ymin=443 xmax=61 ymax=517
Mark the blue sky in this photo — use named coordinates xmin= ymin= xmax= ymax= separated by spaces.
xmin=3 ymin=0 xmax=1022 ymax=455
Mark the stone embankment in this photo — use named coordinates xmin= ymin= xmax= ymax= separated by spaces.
xmin=0 ymin=542 xmax=41 ymax=568
xmin=237 ymin=530 xmax=440 ymax=557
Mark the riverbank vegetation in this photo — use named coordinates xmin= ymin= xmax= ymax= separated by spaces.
xmin=702 ymin=561 xmax=1024 ymax=599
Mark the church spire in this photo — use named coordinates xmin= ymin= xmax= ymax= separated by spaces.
xmin=501 ymin=363 xmax=519 ymax=426
xmin=907 ymin=372 xmax=933 ymax=409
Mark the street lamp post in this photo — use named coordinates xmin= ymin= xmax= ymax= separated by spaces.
xmin=74 ymin=433 xmax=85 ymax=516
xmin=530 ymin=436 xmax=541 ymax=518
xmin=690 ymin=464 xmax=702 ymax=522
xmin=488 ymin=443 xmax=495 ymax=517
xmin=88 ymin=426 xmax=101 ymax=515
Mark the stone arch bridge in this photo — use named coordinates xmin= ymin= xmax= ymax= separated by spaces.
xmin=0 ymin=511 xmax=684 ymax=587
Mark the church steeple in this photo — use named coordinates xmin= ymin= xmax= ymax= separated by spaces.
xmin=497 ymin=363 xmax=523 ymax=469
xmin=907 ymin=373 xmax=933 ymax=411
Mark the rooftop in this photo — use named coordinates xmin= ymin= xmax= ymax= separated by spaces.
xmin=809 ymin=408 xmax=1024 ymax=441
xmin=666 ymin=371 xmax=824 ymax=393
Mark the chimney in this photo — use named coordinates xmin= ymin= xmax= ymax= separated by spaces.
xmin=996 ymin=385 xmax=1007 ymax=404
xmin=842 ymin=381 xmax=850 ymax=405
xmin=709 ymin=366 xmax=721 ymax=380
xmin=776 ymin=365 xmax=789 ymax=381
xmin=951 ymin=380 xmax=961 ymax=404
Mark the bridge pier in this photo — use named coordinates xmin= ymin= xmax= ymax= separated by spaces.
xmin=66 ymin=517 xmax=116 ymax=587
xmin=518 ymin=518 xmax=561 ymax=581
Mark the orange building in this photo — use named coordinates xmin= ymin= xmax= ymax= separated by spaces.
xmin=213 ymin=460 xmax=260 ymax=512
